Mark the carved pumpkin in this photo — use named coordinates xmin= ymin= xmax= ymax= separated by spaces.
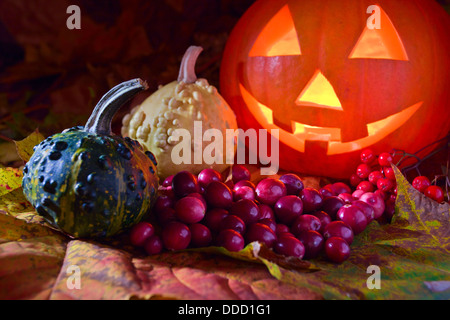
xmin=220 ymin=0 xmax=450 ymax=178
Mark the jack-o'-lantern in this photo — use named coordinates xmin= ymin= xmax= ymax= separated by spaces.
xmin=220 ymin=0 xmax=450 ymax=178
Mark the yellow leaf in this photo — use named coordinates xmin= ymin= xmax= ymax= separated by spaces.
xmin=14 ymin=129 xmax=45 ymax=163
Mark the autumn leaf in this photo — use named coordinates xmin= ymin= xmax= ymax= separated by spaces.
xmin=14 ymin=129 xmax=45 ymax=162
xmin=0 ymin=167 xmax=23 ymax=196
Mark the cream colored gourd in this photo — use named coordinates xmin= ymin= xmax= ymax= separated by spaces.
xmin=121 ymin=46 xmax=238 ymax=179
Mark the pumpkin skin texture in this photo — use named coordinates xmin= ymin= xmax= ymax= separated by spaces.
xmin=22 ymin=79 xmax=159 ymax=238
xmin=220 ymin=0 xmax=450 ymax=178
xmin=122 ymin=46 xmax=238 ymax=180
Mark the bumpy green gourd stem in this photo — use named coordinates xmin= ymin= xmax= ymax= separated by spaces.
xmin=85 ymin=78 xmax=148 ymax=135
xmin=177 ymin=46 xmax=203 ymax=84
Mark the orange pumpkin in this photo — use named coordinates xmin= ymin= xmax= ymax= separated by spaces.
xmin=220 ymin=0 xmax=450 ymax=178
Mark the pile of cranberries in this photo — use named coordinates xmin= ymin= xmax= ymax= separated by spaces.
xmin=129 ymin=161 xmax=390 ymax=264
xmin=129 ymin=146 xmax=447 ymax=263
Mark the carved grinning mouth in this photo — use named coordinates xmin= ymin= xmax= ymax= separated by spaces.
xmin=239 ymin=83 xmax=423 ymax=155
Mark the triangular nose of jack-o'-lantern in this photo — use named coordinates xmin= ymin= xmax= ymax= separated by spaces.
xmin=295 ymin=70 xmax=343 ymax=110
xmin=249 ymin=4 xmax=301 ymax=57
xmin=349 ymin=6 xmax=408 ymax=60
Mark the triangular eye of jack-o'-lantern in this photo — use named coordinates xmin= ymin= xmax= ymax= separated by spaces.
xmin=221 ymin=0 xmax=450 ymax=178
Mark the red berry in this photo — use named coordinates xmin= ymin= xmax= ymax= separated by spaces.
xmin=220 ymin=215 xmax=246 ymax=234
xmin=325 ymin=237 xmax=350 ymax=263
xmin=245 ymin=222 xmax=277 ymax=249
xmin=232 ymin=164 xmax=251 ymax=183
xmin=377 ymin=178 xmax=395 ymax=192
xmin=336 ymin=204 xmax=368 ymax=235
xmin=274 ymin=195 xmax=303 ymax=224
xmin=230 ymin=199 xmax=260 ymax=224
xmin=360 ymin=149 xmax=375 ymax=164
xmin=197 ymin=168 xmax=222 ymax=188
xmin=356 ymin=163 xmax=372 ymax=179
xmin=378 ymin=152 xmax=393 ymax=167
xmin=323 ymin=221 xmax=354 ymax=245
xmin=172 ymin=171 xmax=199 ymax=197
xmin=299 ymin=188 xmax=323 ymax=213
xmin=233 ymin=185 xmax=255 ymax=202
xmin=349 ymin=174 xmax=362 ymax=187
xmin=174 ymin=196 xmax=206 ymax=224
xmin=424 ymin=185 xmax=445 ymax=203
xmin=189 ymin=223 xmax=212 ymax=247
xmin=290 ymin=214 xmax=321 ymax=237
xmin=162 ymin=222 xmax=191 ymax=251
xmin=383 ymin=166 xmax=396 ymax=180
xmin=412 ymin=176 xmax=431 ymax=193
xmin=204 ymin=181 xmax=233 ymax=209
xmin=216 ymin=229 xmax=245 ymax=252
xmin=279 ymin=173 xmax=304 ymax=195
xmin=297 ymin=230 xmax=324 ymax=259
xmin=368 ymin=170 xmax=384 ymax=185
xmin=356 ymin=181 xmax=375 ymax=193
xmin=144 ymin=235 xmax=163 ymax=255
xmin=255 ymin=178 xmax=287 ymax=206
xmin=130 ymin=222 xmax=155 ymax=247
xmin=274 ymin=234 xmax=305 ymax=258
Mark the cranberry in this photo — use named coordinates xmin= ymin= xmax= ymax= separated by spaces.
xmin=189 ymin=223 xmax=212 ymax=247
xmin=153 ymin=194 xmax=175 ymax=213
xmin=311 ymin=210 xmax=332 ymax=233
xmin=204 ymin=181 xmax=233 ymax=209
xmin=144 ymin=235 xmax=163 ymax=255
xmin=274 ymin=195 xmax=303 ymax=224
xmin=338 ymin=193 xmax=354 ymax=203
xmin=157 ymin=207 xmax=177 ymax=226
xmin=352 ymin=200 xmax=376 ymax=223
xmin=174 ymin=196 xmax=206 ymax=224
xmin=336 ymin=204 xmax=368 ymax=235
xmin=162 ymin=222 xmax=191 ymax=251
xmin=323 ymin=221 xmax=354 ymax=245
xmin=279 ymin=173 xmax=304 ymax=195
xmin=319 ymin=185 xmax=334 ymax=198
xmin=197 ymin=168 xmax=222 ymax=188
xmin=255 ymin=178 xmax=287 ymax=206
xmin=321 ymin=196 xmax=345 ymax=219
xmin=233 ymin=180 xmax=255 ymax=191
xmin=274 ymin=234 xmax=305 ymax=258
xmin=258 ymin=218 xmax=277 ymax=232
xmin=129 ymin=222 xmax=155 ymax=247
xmin=245 ymin=222 xmax=277 ymax=248
xmin=162 ymin=175 xmax=174 ymax=187
xmin=290 ymin=214 xmax=321 ymax=238
xmin=299 ymin=188 xmax=323 ymax=213
xmin=359 ymin=192 xmax=385 ymax=219
xmin=297 ymin=230 xmax=324 ymax=259
xmin=216 ymin=229 xmax=245 ymax=252
xmin=172 ymin=171 xmax=199 ymax=197
xmin=331 ymin=182 xmax=352 ymax=195
xmin=231 ymin=164 xmax=251 ymax=183
xmin=220 ymin=215 xmax=246 ymax=234
xmin=233 ymin=185 xmax=255 ymax=202
xmin=258 ymin=203 xmax=275 ymax=220
xmin=352 ymin=189 xmax=365 ymax=199
xmin=203 ymin=208 xmax=228 ymax=232
xmin=275 ymin=223 xmax=291 ymax=235
xmin=230 ymin=199 xmax=260 ymax=224
xmin=325 ymin=237 xmax=350 ymax=263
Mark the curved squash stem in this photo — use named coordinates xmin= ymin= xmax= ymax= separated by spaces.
xmin=177 ymin=46 xmax=203 ymax=84
xmin=84 ymin=78 xmax=148 ymax=135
